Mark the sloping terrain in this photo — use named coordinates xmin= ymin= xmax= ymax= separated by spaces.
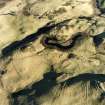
xmin=0 ymin=0 xmax=105 ymax=105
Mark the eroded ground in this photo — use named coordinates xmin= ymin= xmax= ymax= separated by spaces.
xmin=0 ymin=0 xmax=105 ymax=105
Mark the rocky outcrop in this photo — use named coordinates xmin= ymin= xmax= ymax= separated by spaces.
xmin=0 ymin=0 xmax=105 ymax=105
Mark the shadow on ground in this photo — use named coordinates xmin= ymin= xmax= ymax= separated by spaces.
xmin=12 ymin=70 xmax=63 ymax=105
xmin=11 ymin=72 xmax=105 ymax=105
xmin=1 ymin=19 xmax=70 ymax=58
xmin=93 ymin=32 xmax=105 ymax=46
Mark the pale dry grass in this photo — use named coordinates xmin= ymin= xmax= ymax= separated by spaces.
xmin=36 ymin=81 xmax=105 ymax=105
